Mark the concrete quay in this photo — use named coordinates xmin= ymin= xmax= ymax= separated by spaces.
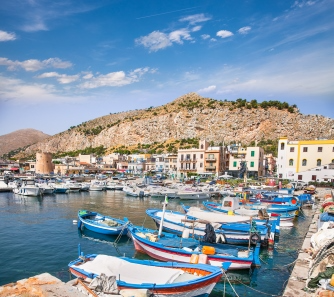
xmin=283 ymin=188 xmax=333 ymax=297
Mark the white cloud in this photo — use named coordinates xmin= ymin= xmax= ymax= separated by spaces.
xmin=80 ymin=67 xmax=151 ymax=89
xmin=135 ymin=31 xmax=172 ymax=52
xmin=82 ymin=72 xmax=93 ymax=79
xmin=198 ymin=85 xmax=216 ymax=93
xmin=36 ymin=71 xmax=79 ymax=84
xmin=216 ymin=30 xmax=234 ymax=38
xmin=179 ymin=13 xmax=211 ymax=25
xmin=0 ymin=30 xmax=16 ymax=41
xmin=210 ymin=38 xmax=217 ymax=42
xmin=0 ymin=75 xmax=79 ymax=103
xmin=0 ymin=57 xmax=72 ymax=71
xmin=192 ymin=26 xmax=202 ymax=32
xmin=136 ymin=28 xmax=194 ymax=51
xmin=201 ymin=34 xmax=210 ymax=40
xmin=238 ymin=26 xmax=251 ymax=34
xmin=169 ymin=29 xmax=192 ymax=44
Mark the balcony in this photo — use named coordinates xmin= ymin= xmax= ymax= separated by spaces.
xmin=205 ymin=158 xmax=216 ymax=161
xmin=179 ymin=168 xmax=197 ymax=172
xmin=179 ymin=159 xmax=196 ymax=162
xmin=205 ymin=165 xmax=216 ymax=170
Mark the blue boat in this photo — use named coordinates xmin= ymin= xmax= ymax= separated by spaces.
xmin=128 ymin=225 xmax=260 ymax=270
xmin=77 ymin=210 xmax=129 ymax=235
xmin=146 ymin=208 xmax=268 ymax=245
xmin=69 ymin=249 xmax=227 ymax=297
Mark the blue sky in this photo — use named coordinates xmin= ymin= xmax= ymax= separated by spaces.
xmin=0 ymin=0 xmax=333 ymax=136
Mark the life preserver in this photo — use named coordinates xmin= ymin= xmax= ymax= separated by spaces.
xmin=290 ymin=197 xmax=298 ymax=205
xmin=250 ymin=232 xmax=261 ymax=245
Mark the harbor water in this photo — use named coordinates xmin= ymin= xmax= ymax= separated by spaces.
xmin=0 ymin=190 xmax=314 ymax=296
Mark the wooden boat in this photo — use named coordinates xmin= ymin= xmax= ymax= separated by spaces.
xmin=128 ymin=225 xmax=260 ymax=270
xmin=68 ymin=252 xmax=226 ymax=297
xmin=203 ymin=199 xmax=297 ymax=224
xmin=77 ymin=210 xmax=129 ymax=235
xmin=146 ymin=208 xmax=266 ymax=245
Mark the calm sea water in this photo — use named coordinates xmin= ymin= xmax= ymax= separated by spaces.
xmin=0 ymin=190 xmax=313 ymax=296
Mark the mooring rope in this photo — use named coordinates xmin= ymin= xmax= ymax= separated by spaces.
xmin=234 ymin=278 xmax=282 ymax=296
xmin=222 ymin=270 xmax=240 ymax=297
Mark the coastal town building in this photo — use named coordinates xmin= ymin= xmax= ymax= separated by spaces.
xmin=35 ymin=152 xmax=54 ymax=174
xmin=277 ymin=137 xmax=334 ymax=181
xmin=177 ymin=140 xmax=225 ymax=178
xmin=227 ymin=144 xmax=265 ymax=179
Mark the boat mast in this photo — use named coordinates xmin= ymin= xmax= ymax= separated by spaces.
xmin=158 ymin=195 xmax=168 ymax=238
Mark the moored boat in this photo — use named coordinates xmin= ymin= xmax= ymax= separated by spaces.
xmin=68 ymin=252 xmax=227 ymax=297
xmin=128 ymin=225 xmax=260 ymax=270
xmin=77 ymin=210 xmax=129 ymax=235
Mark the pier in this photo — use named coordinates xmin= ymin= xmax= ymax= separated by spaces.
xmin=283 ymin=188 xmax=333 ymax=297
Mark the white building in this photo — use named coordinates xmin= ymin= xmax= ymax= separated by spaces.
xmin=227 ymin=145 xmax=265 ymax=179
xmin=277 ymin=137 xmax=334 ymax=180
xmin=292 ymin=163 xmax=334 ymax=183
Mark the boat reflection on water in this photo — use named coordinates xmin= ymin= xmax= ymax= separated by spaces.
xmin=78 ymin=228 xmax=130 ymax=245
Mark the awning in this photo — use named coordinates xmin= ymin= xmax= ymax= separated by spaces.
xmin=10 ymin=168 xmax=19 ymax=171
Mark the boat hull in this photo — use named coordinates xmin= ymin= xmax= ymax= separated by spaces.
xmin=68 ymin=254 xmax=223 ymax=297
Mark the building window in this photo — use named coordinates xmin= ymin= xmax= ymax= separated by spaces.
xmin=317 ymin=159 xmax=321 ymax=166
xmin=181 ymin=163 xmax=183 ymax=169
xmin=233 ymin=161 xmax=237 ymax=167
xmin=318 ymin=147 xmax=323 ymax=152
xmin=250 ymin=161 xmax=254 ymax=167
xmin=298 ymin=175 xmax=302 ymax=180
xmin=312 ymin=175 xmax=316 ymax=181
xmin=251 ymin=150 xmax=255 ymax=157
xmin=280 ymin=143 xmax=285 ymax=150
xmin=181 ymin=154 xmax=184 ymax=161
xmin=279 ymin=174 xmax=283 ymax=178
xmin=200 ymin=163 xmax=203 ymax=168
xmin=200 ymin=154 xmax=203 ymax=159
xmin=201 ymin=144 xmax=204 ymax=149
xmin=332 ymin=159 xmax=334 ymax=163
xmin=303 ymin=147 xmax=308 ymax=152
xmin=208 ymin=154 xmax=214 ymax=159
xmin=193 ymin=154 xmax=196 ymax=160
xmin=186 ymin=154 xmax=190 ymax=161
xmin=193 ymin=163 xmax=196 ymax=169
xmin=289 ymin=159 xmax=294 ymax=166
xmin=302 ymin=159 xmax=307 ymax=166
xmin=290 ymin=147 xmax=295 ymax=152
xmin=31 ymin=165 xmax=35 ymax=168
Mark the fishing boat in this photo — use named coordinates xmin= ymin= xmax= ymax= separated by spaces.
xmin=68 ymin=251 xmax=227 ymax=297
xmin=77 ymin=210 xmax=129 ymax=235
xmin=203 ymin=198 xmax=297 ymax=224
xmin=146 ymin=208 xmax=266 ymax=245
xmin=128 ymin=225 xmax=261 ymax=270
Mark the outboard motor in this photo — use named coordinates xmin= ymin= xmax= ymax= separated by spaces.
xmin=139 ymin=191 xmax=145 ymax=198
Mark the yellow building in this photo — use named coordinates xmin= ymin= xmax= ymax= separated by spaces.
xmin=277 ymin=137 xmax=334 ymax=180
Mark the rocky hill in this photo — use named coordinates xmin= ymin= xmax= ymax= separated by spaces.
xmin=14 ymin=93 xmax=334 ymax=157
xmin=0 ymin=129 xmax=50 ymax=156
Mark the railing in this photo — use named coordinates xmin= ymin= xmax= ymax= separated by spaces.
xmin=205 ymin=158 xmax=216 ymax=161
xmin=179 ymin=159 xmax=196 ymax=162
xmin=205 ymin=166 xmax=216 ymax=170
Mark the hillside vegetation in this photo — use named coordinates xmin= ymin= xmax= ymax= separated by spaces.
xmin=8 ymin=93 xmax=334 ymax=159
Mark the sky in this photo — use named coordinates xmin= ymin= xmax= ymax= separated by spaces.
xmin=0 ymin=0 xmax=333 ymax=136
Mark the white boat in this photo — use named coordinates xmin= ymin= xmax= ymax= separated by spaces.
xmin=64 ymin=181 xmax=81 ymax=192
xmin=123 ymin=185 xmax=149 ymax=197
xmin=13 ymin=181 xmax=43 ymax=196
xmin=177 ymin=188 xmax=210 ymax=200
xmin=36 ymin=183 xmax=54 ymax=194
xmin=148 ymin=186 xmax=178 ymax=199
xmin=89 ymin=180 xmax=107 ymax=191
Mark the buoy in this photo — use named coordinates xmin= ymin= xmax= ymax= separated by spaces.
xmin=73 ymin=220 xmax=78 ymax=224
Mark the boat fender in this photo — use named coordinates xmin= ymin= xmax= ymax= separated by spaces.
xmin=289 ymin=197 xmax=298 ymax=205
xmin=216 ymin=233 xmax=226 ymax=244
xmin=250 ymin=232 xmax=261 ymax=245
